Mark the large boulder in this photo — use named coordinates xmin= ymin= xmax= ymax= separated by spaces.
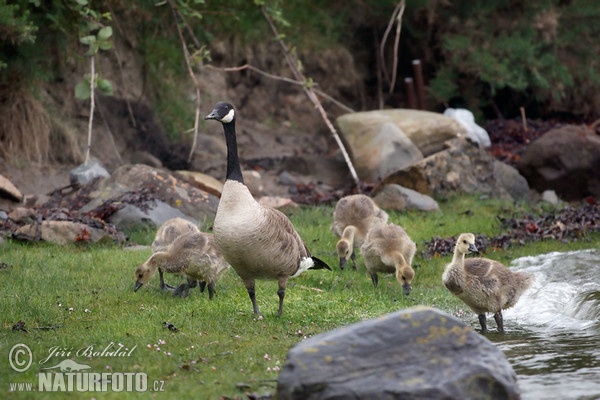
xmin=276 ymin=306 xmax=520 ymax=400
xmin=379 ymin=138 xmax=529 ymax=200
xmin=336 ymin=109 xmax=467 ymax=181
xmin=517 ymin=125 xmax=600 ymax=200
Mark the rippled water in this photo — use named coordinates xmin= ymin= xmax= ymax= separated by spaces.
xmin=488 ymin=249 xmax=600 ymax=400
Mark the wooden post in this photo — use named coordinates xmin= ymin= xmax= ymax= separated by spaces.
xmin=412 ymin=59 xmax=426 ymax=110
xmin=404 ymin=77 xmax=417 ymax=109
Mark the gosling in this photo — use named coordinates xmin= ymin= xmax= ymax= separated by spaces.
xmin=442 ymin=233 xmax=534 ymax=333
xmin=360 ymin=222 xmax=416 ymax=294
xmin=331 ymin=194 xmax=389 ymax=270
xmin=151 ymin=217 xmax=200 ymax=291
xmin=134 ymin=232 xmax=230 ymax=299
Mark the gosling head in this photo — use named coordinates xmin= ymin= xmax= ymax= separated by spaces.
xmin=134 ymin=263 xmax=155 ymax=292
xmin=205 ymin=102 xmax=235 ymax=124
xmin=336 ymin=239 xmax=352 ymax=270
xmin=455 ymin=233 xmax=478 ymax=255
xmin=395 ymin=259 xmax=415 ymax=295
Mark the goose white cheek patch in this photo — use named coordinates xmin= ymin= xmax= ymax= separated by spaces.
xmin=221 ymin=109 xmax=235 ymax=123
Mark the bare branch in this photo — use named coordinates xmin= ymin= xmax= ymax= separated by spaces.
xmin=380 ymin=0 xmax=406 ymax=95
xmin=84 ymin=56 xmax=96 ymax=166
xmin=260 ymin=7 xmax=361 ymax=189
xmin=168 ymin=0 xmax=202 ymax=164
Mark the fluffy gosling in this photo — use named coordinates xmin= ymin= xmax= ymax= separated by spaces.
xmin=331 ymin=194 xmax=388 ymax=270
xmin=442 ymin=233 xmax=534 ymax=333
xmin=134 ymin=232 xmax=229 ymax=298
xmin=360 ymin=222 xmax=416 ymax=294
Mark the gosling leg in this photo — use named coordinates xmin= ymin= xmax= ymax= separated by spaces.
xmin=371 ymin=273 xmax=379 ymax=287
xmin=478 ymin=313 xmax=488 ymax=333
xmin=493 ymin=311 xmax=504 ymax=333
xmin=351 ymin=251 xmax=357 ymax=270
xmin=207 ymin=282 xmax=216 ymax=300
xmin=198 ymin=281 xmax=207 ymax=293
xmin=158 ymin=269 xmax=176 ymax=291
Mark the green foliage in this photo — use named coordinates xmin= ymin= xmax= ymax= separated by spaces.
xmin=1 ymin=197 xmax=599 ymax=398
xmin=405 ymin=0 xmax=600 ymax=118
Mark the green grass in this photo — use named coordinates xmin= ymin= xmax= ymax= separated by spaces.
xmin=1 ymin=195 xmax=599 ymax=399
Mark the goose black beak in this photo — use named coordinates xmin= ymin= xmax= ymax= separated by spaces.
xmin=204 ymin=110 xmax=219 ymax=120
xmin=468 ymin=244 xmax=479 ymax=253
xmin=134 ymin=281 xmax=143 ymax=292
xmin=402 ymin=282 xmax=411 ymax=296
xmin=339 ymin=258 xmax=347 ymax=270
xmin=311 ymin=256 xmax=332 ymax=271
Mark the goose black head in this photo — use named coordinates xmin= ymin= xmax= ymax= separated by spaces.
xmin=205 ymin=102 xmax=235 ymax=124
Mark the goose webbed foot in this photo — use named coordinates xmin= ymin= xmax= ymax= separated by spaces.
xmin=493 ymin=311 xmax=504 ymax=333
xmin=478 ymin=313 xmax=488 ymax=333
xmin=173 ymin=283 xmax=190 ymax=297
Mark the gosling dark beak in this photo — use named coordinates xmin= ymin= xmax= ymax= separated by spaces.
xmin=402 ymin=282 xmax=411 ymax=296
xmin=339 ymin=258 xmax=347 ymax=270
xmin=468 ymin=244 xmax=479 ymax=253
xmin=204 ymin=110 xmax=219 ymax=120
xmin=134 ymin=281 xmax=143 ymax=292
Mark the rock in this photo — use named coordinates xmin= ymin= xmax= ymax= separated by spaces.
xmin=8 ymin=207 xmax=37 ymax=223
xmin=517 ymin=125 xmax=600 ymax=201
xmin=258 ymin=196 xmax=299 ymax=213
xmin=444 ymin=108 xmax=491 ymax=147
xmin=107 ymin=201 xmax=198 ymax=231
xmin=380 ymin=138 xmax=525 ymax=200
xmin=373 ymin=183 xmax=439 ymax=211
xmin=130 ymin=151 xmax=163 ymax=168
xmin=493 ymin=161 xmax=530 ymax=200
xmin=69 ymin=160 xmax=110 ymax=187
xmin=175 ymin=170 xmax=223 ymax=198
xmin=542 ymin=190 xmax=560 ymax=205
xmin=16 ymin=220 xmax=112 ymax=245
xmin=0 ymin=173 xmax=23 ymax=202
xmin=276 ymin=306 xmax=520 ymax=400
xmin=336 ymin=109 xmax=467 ymax=181
xmin=79 ymin=164 xmax=219 ymax=229
xmin=243 ymin=170 xmax=264 ymax=196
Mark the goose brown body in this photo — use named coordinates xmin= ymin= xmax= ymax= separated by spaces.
xmin=442 ymin=233 xmax=534 ymax=332
xmin=360 ymin=222 xmax=416 ymax=294
xmin=331 ymin=194 xmax=388 ymax=270
xmin=205 ymin=101 xmax=331 ymax=316
xmin=134 ymin=232 xmax=229 ymax=298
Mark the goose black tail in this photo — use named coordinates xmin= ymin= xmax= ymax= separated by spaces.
xmin=311 ymin=256 xmax=332 ymax=271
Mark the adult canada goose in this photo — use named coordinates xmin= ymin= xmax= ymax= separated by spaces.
xmin=134 ymin=232 xmax=229 ymax=299
xmin=442 ymin=233 xmax=534 ymax=333
xmin=360 ymin=222 xmax=416 ymax=294
xmin=205 ymin=101 xmax=331 ymax=317
xmin=331 ymin=194 xmax=389 ymax=270
xmin=151 ymin=217 xmax=200 ymax=291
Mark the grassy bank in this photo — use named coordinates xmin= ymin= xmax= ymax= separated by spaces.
xmin=2 ymin=195 xmax=599 ymax=399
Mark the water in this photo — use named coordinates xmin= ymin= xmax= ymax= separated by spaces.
xmin=486 ymin=249 xmax=600 ymax=400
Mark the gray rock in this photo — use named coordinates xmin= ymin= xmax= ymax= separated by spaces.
xmin=493 ymin=161 xmax=530 ymax=200
xmin=517 ymin=124 xmax=600 ymax=201
xmin=69 ymin=160 xmax=110 ymax=187
xmin=542 ymin=190 xmax=560 ymax=205
xmin=80 ymin=164 xmax=219 ymax=229
xmin=373 ymin=183 xmax=439 ymax=211
xmin=381 ymin=138 xmax=524 ymax=201
xmin=276 ymin=306 xmax=520 ymax=400
xmin=108 ymin=201 xmax=198 ymax=231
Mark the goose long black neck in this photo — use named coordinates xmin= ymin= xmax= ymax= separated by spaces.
xmin=222 ymin=120 xmax=244 ymax=183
